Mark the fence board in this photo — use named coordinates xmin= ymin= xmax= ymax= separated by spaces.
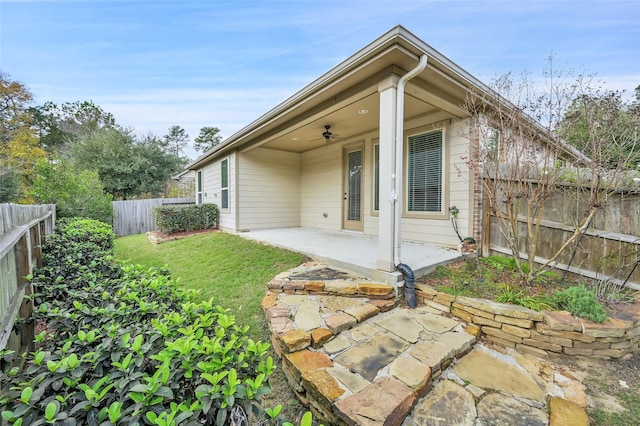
xmin=0 ymin=204 xmax=55 ymax=352
xmin=483 ymin=181 xmax=640 ymax=289
xmin=112 ymin=198 xmax=195 ymax=236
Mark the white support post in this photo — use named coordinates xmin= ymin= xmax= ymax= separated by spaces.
xmin=376 ymin=76 xmax=399 ymax=272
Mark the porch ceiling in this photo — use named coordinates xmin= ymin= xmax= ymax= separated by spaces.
xmin=256 ymin=91 xmax=441 ymax=153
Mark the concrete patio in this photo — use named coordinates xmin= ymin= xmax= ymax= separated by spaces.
xmin=239 ymin=227 xmax=462 ymax=284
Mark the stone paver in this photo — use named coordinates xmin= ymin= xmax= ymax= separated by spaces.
xmin=477 ymin=392 xmax=549 ymax=426
xmin=344 ymin=303 xmax=380 ymax=323
xmin=310 ymin=328 xmax=333 ymax=348
xmin=389 ymin=355 xmax=431 ymax=396
xmin=453 ymin=347 xmax=547 ymax=403
xmin=263 ymin=263 xmax=595 ymax=426
xmin=405 ymin=379 xmax=476 ymax=426
xmin=294 ymin=300 xmax=322 ymax=331
xmin=327 ymin=366 xmax=370 ymax=394
xmin=349 ymin=322 xmax=379 ymax=341
xmin=375 ymin=310 xmax=424 ymax=343
xmin=549 ymin=397 xmax=589 ymax=426
xmin=413 ymin=310 xmax=459 ymax=333
xmin=279 ymin=329 xmax=311 ymax=352
xmin=335 ymin=377 xmax=416 ymax=426
xmin=335 ymin=333 xmax=409 ymax=381
xmin=323 ymin=334 xmax=351 ymax=355
xmin=317 ymin=295 xmax=369 ymax=312
xmin=325 ymin=313 xmax=357 ymax=334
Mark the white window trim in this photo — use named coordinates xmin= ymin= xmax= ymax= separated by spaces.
xmin=372 ymin=140 xmax=380 ymax=215
xmin=196 ymin=170 xmax=203 ymax=205
xmin=220 ymin=158 xmax=229 ymax=210
xmin=403 ymin=126 xmax=448 ymax=219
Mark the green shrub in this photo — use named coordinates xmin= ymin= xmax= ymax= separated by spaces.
xmin=552 ymin=285 xmax=608 ymax=323
xmin=1 ymin=217 xmax=276 ymax=425
xmin=30 ymin=160 xmax=113 ymax=224
xmin=153 ymin=204 xmax=219 ymax=234
xmin=58 ymin=217 xmax=115 ymax=250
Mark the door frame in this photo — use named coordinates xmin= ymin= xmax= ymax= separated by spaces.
xmin=342 ymin=141 xmax=364 ymax=231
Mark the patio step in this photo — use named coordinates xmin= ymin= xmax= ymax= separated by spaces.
xmin=262 ymin=262 xmax=478 ymax=425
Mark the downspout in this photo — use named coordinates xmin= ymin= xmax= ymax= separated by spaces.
xmin=394 ymin=54 xmax=428 ymax=266
xmin=394 ymin=54 xmax=427 ymax=309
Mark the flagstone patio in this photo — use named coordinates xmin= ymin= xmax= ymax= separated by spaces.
xmin=263 ymin=262 xmax=591 ymax=425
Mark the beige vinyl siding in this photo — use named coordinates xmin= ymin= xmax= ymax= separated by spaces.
xmin=401 ymin=118 xmax=472 ymax=247
xmin=201 ymin=152 xmax=237 ymax=231
xmin=238 ymin=148 xmax=301 ymax=230
xmin=300 ymin=142 xmax=343 ymax=230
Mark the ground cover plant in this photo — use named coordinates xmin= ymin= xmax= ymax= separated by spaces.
xmin=0 ymin=218 xmax=297 ymax=425
xmin=113 ymin=232 xmax=307 ymax=342
xmin=113 ymin=232 xmax=311 ymax=423
xmin=418 ymin=255 xmax=617 ymax=321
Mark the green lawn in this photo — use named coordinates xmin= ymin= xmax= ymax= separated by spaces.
xmin=113 ymin=232 xmax=307 ymax=341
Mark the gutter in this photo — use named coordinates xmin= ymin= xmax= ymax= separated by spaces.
xmin=393 ymin=54 xmax=428 ymax=266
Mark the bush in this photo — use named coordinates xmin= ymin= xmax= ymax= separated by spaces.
xmin=153 ymin=204 xmax=219 ymax=234
xmin=1 ymin=217 xmax=276 ymax=425
xmin=552 ymin=285 xmax=608 ymax=323
xmin=30 ymin=160 xmax=113 ymax=224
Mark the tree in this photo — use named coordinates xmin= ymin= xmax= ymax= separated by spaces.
xmin=0 ymin=71 xmax=33 ymax=145
xmin=163 ymin=125 xmax=189 ymax=158
xmin=558 ymin=85 xmax=640 ymax=170
xmin=193 ymin=126 xmax=222 ymax=153
xmin=71 ymin=128 xmax=183 ymax=199
xmin=0 ymin=72 xmax=45 ymax=201
xmin=30 ymin=100 xmax=116 ymax=155
xmin=0 ymin=166 xmax=19 ymax=202
xmin=465 ymin=61 xmax=640 ymax=286
xmin=30 ymin=160 xmax=113 ymax=223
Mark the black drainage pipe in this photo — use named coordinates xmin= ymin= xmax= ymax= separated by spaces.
xmin=397 ymin=263 xmax=417 ymax=309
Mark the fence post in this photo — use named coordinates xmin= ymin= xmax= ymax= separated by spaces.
xmin=15 ymin=233 xmax=35 ymax=353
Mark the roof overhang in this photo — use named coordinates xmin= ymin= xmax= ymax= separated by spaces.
xmin=187 ymin=26 xmax=496 ymax=169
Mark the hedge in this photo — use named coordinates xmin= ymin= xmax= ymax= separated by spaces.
xmin=0 ymin=217 xmax=279 ymax=425
xmin=153 ymin=204 xmax=219 ymax=234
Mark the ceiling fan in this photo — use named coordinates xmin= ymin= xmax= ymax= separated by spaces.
xmin=321 ymin=124 xmax=342 ymax=143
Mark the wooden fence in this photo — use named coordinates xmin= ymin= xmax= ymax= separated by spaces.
xmin=482 ymin=182 xmax=640 ymax=289
xmin=112 ymin=198 xmax=195 ymax=236
xmin=0 ymin=203 xmax=56 ymax=353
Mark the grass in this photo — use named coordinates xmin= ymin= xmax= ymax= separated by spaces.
xmin=591 ymin=392 xmax=640 ymax=425
xmin=114 ymin=232 xmax=312 ymax=423
xmin=113 ymin=232 xmax=307 ymax=342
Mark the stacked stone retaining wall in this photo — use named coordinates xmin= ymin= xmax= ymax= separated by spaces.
xmin=416 ymin=283 xmax=640 ymax=359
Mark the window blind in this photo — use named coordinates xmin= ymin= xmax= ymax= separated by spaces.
xmin=408 ymin=130 xmax=443 ymax=212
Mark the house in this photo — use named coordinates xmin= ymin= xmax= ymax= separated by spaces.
xmin=186 ymin=26 xmax=540 ymax=282
xmin=171 ymin=169 xmax=196 ymax=198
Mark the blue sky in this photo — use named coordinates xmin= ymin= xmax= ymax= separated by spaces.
xmin=1 ymin=0 xmax=638 ymax=159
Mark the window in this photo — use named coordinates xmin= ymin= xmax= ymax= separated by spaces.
xmin=374 ymin=143 xmax=380 ymax=211
xmin=407 ymin=130 xmax=443 ymax=213
xmin=486 ymin=127 xmax=500 ymax=159
xmin=221 ymin=159 xmax=229 ymax=209
xmin=196 ymin=170 xmax=203 ymax=204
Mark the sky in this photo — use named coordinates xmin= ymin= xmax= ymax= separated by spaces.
xmin=1 ymin=0 xmax=639 ymax=160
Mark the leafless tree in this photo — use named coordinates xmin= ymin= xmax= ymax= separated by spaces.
xmin=465 ymin=59 xmax=640 ymax=286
